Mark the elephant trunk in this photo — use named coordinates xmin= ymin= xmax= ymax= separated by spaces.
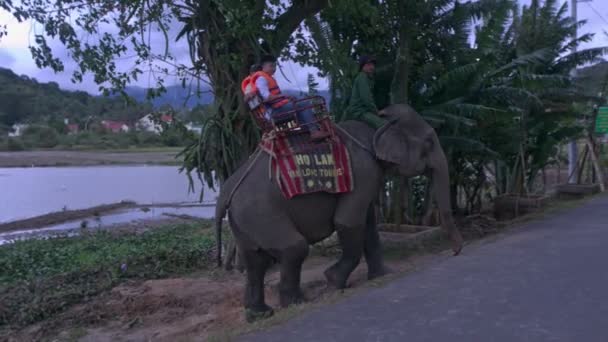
xmin=431 ymin=142 xmax=464 ymax=256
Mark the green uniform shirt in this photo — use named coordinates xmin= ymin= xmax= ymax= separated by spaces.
xmin=342 ymin=72 xmax=385 ymax=128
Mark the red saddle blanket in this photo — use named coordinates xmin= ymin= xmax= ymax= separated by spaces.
xmin=259 ymin=130 xmax=354 ymax=199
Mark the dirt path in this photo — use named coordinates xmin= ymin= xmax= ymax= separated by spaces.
xmin=7 ymin=252 xmax=440 ymax=342
xmin=0 ymin=149 xmax=181 ymax=167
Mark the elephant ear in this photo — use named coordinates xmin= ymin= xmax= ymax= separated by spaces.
xmin=373 ymin=119 xmax=409 ymax=165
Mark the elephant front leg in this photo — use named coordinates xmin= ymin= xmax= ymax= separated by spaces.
xmin=324 ymin=227 xmax=364 ymax=289
xmin=278 ymin=240 xmax=309 ymax=307
xmin=363 ymin=204 xmax=391 ymax=280
xmin=243 ymin=249 xmax=274 ymax=323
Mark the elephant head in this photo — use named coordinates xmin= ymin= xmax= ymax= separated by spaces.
xmin=372 ymin=106 xmax=435 ymax=177
xmin=371 ymin=103 xmax=464 ymax=255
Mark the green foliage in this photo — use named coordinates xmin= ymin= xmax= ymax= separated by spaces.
xmin=3 ymin=129 xmax=191 ymax=151
xmin=21 ymin=125 xmax=60 ymax=148
xmin=303 ymin=0 xmax=605 ymax=215
xmin=0 ymin=222 xmax=215 ymax=328
xmin=6 ymin=138 xmax=25 ymax=151
xmin=161 ymin=126 xmax=195 ymax=147
xmin=179 ymin=113 xmax=253 ymax=195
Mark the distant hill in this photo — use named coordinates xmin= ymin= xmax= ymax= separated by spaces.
xmin=0 ymin=67 xmax=152 ymax=127
xmin=0 ymin=66 xmax=332 ymax=128
xmin=122 ymin=85 xmax=214 ymax=109
xmin=122 ymin=85 xmax=331 ymax=109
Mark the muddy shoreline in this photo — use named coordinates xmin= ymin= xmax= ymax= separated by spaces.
xmin=0 ymin=201 xmax=214 ymax=234
xmin=0 ymin=202 xmax=138 ymax=233
xmin=0 ymin=149 xmax=182 ymax=168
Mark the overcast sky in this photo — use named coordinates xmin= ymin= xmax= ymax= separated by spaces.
xmin=0 ymin=0 xmax=607 ymax=95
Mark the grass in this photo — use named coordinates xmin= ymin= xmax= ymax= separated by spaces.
xmin=2 ymin=146 xmax=184 ymax=154
xmin=99 ymin=146 xmax=184 ymax=153
xmin=0 ymin=222 xmax=215 ymax=329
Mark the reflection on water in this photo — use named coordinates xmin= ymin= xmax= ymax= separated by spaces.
xmin=0 ymin=166 xmax=216 ymax=223
xmin=0 ymin=205 xmax=216 ymax=245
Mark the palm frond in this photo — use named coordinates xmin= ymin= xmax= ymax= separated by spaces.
xmin=421 ymin=109 xmax=477 ymax=127
xmin=425 ymin=62 xmax=479 ymax=97
xmin=438 ymin=136 xmax=498 ymax=156
xmin=480 ymin=85 xmax=543 ymax=109
xmin=553 ymin=47 xmax=608 ymax=72
xmin=487 ymin=48 xmax=554 ymax=77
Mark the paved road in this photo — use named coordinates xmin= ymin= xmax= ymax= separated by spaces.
xmin=242 ymin=195 xmax=608 ymax=342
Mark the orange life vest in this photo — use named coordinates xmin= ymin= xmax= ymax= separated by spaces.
xmin=250 ymin=71 xmax=290 ymax=109
xmin=241 ymin=76 xmax=254 ymax=96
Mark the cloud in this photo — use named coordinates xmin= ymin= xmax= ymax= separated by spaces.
xmin=0 ymin=49 xmax=16 ymax=66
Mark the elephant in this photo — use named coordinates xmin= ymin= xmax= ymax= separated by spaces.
xmin=214 ymin=103 xmax=463 ymax=322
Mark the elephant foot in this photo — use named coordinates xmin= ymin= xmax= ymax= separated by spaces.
xmin=450 ymin=230 xmax=464 ymax=256
xmin=245 ymin=305 xmax=274 ymax=323
xmin=367 ymin=264 xmax=393 ymax=281
xmin=324 ymin=265 xmax=348 ymax=289
xmin=280 ymin=289 xmax=306 ymax=308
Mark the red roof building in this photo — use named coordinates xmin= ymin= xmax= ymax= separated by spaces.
xmin=160 ymin=114 xmax=173 ymax=123
xmin=101 ymin=120 xmax=129 ymax=133
xmin=67 ymin=124 xmax=79 ymax=134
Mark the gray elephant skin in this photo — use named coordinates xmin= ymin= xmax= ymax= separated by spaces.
xmin=214 ymin=103 xmax=463 ymax=322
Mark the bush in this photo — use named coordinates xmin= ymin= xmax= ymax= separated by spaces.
xmin=21 ymin=125 xmax=60 ymax=148
xmin=1 ymin=126 xmax=189 ymax=151
xmin=6 ymin=138 xmax=25 ymax=151
xmin=138 ymin=131 xmax=163 ymax=146
xmin=73 ymin=131 xmax=102 ymax=146
xmin=161 ymin=129 xmax=183 ymax=147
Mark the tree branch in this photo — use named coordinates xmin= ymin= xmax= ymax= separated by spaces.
xmin=269 ymin=0 xmax=329 ymax=53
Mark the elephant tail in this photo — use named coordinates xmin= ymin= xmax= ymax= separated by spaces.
xmin=214 ymin=189 xmax=229 ymax=268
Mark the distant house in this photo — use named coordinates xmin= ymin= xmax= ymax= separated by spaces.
xmin=8 ymin=124 xmax=29 ymax=137
xmin=67 ymin=124 xmax=79 ymax=135
xmin=161 ymin=114 xmax=173 ymax=124
xmin=101 ymin=120 xmax=129 ymax=133
xmin=137 ymin=113 xmax=173 ymax=134
xmin=185 ymin=122 xmax=203 ymax=135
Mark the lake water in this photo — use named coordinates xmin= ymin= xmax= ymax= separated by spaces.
xmin=0 ymin=166 xmax=217 ymax=223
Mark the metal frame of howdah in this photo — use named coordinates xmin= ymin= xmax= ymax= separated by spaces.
xmin=596 ymin=107 xmax=608 ymax=134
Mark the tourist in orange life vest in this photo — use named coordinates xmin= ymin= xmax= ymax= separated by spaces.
xmin=252 ymin=55 xmax=330 ymax=141
xmin=242 ymin=64 xmax=262 ymax=102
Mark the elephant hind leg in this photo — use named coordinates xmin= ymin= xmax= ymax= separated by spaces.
xmin=324 ymin=226 xmax=365 ymax=289
xmin=243 ymin=248 xmax=274 ymax=323
xmin=278 ymin=239 xmax=309 ymax=308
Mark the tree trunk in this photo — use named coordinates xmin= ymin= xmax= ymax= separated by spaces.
xmin=184 ymin=0 xmax=331 ymax=182
xmin=390 ymin=25 xmax=410 ymax=104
